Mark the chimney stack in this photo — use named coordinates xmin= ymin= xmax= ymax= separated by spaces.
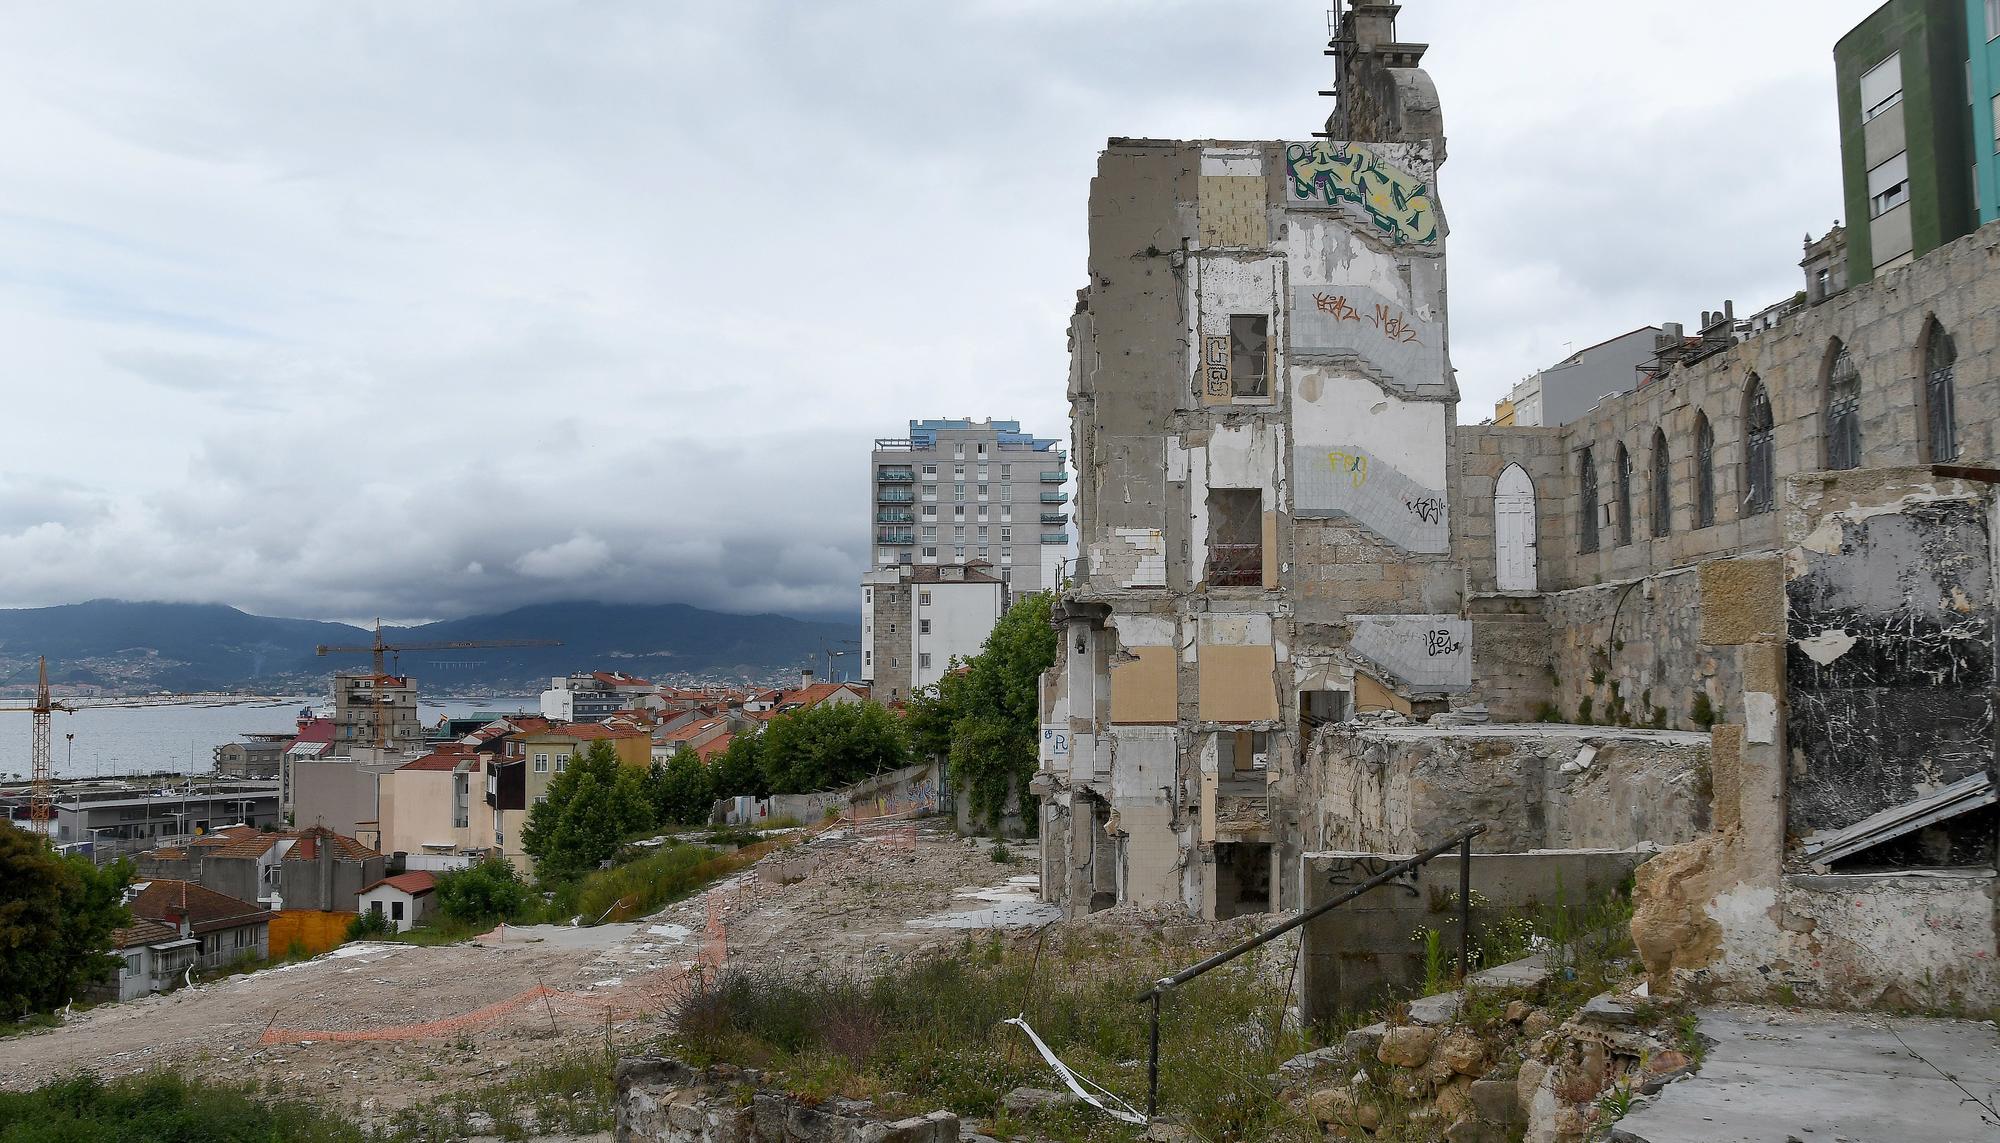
xmin=799 ymin=668 xmax=815 ymax=691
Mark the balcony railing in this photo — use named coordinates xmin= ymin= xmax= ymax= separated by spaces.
xmin=1040 ymin=512 xmax=1069 ymax=525
xmin=877 ymin=469 xmax=914 ymax=483
xmin=1040 ymin=471 xmax=1066 ymax=483
xmin=1206 ymin=543 xmax=1263 ymax=587
xmin=1039 ymin=491 xmax=1068 ymax=504
xmin=1041 ymin=533 xmax=1069 ymax=544
xmin=877 ymin=532 xmax=916 ymax=545
xmin=876 ymin=509 xmax=914 ymax=524
xmin=878 ymin=489 xmax=914 ymax=503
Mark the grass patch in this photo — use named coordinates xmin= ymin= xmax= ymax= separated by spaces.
xmin=377 ymin=1049 xmax=618 ymax=1140
xmin=575 ymin=843 xmax=729 ymax=923
xmin=670 ymin=931 xmax=1319 ymax=1142
xmin=0 ymin=1071 xmax=364 ymax=1142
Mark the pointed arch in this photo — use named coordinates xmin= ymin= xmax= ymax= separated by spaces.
xmin=1824 ymin=338 xmax=1861 ymax=470
xmin=1495 ymin=463 xmax=1537 ymax=592
xmin=1694 ymin=411 xmax=1716 ymax=528
xmin=1650 ymin=428 xmax=1671 ymax=537
xmin=1615 ymin=442 xmax=1632 ymax=545
xmin=1578 ymin=446 xmax=1598 ymax=554
xmin=1922 ymin=316 xmax=1958 ymax=462
xmin=1744 ymin=375 xmax=1775 ymax=515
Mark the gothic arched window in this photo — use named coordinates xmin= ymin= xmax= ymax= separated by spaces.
xmin=1825 ymin=340 xmax=1861 ymax=470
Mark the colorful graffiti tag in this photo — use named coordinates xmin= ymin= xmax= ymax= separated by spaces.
xmin=1284 ymin=142 xmax=1438 ymax=246
xmin=1327 ymin=450 xmax=1370 ymax=489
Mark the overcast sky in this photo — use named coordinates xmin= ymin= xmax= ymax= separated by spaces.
xmin=0 ymin=1 xmax=1881 ymax=623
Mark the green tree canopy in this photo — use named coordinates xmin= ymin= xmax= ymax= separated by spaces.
xmin=919 ymin=591 xmax=1058 ymax=831
xmin=433 ymin=856 xmax=535 ymax=928
xmin=0 ymin=824 xmax=131 ymax=1019
xmin=520 ymin=739 xmax=656 ymax=882
xmin=759 ymin=700 xmax=909 ymax=794
xmin=708 ymin=732 xmax=766 ymax=801
xmin=650 ymin=749 xmax=718 ymax=826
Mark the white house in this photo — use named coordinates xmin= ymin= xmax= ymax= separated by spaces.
xmin=356 ymin=870 xmax=438 ymax=933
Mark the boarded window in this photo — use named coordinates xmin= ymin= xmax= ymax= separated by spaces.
xmin=1109 ymin=646 xmax=1177 ymax=724
xmin=1825 ymin=342 xmax=1861 ymax=470
xmin=1206 ymin=489 xmax=1263 ymax=586
xmin=1197 ymin=644 xmax=1280 ymax=722
xmin=1229 ymin=315 xmax=1269 ymax=398
xmin=1578 ymin=447 xmax=1598 ymax=553
xmin=1924 ymin=319 xmax=1958 ymax=462
xmin=1695 ymin=413 xmax=1716 ymax=527
xmin=1744 ymin=377 xmax=1774 ymax=515
xmin=1650 ymin=429 xmax=1671 ymax=537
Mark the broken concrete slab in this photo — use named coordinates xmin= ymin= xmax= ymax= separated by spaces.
xmin=1608 ymin=1005 xmax=2000 ymax=1143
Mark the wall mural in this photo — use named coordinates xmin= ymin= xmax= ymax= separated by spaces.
xmin=1284 ymin=141 xmax=1439 ymax=246
xmin=1292 ymin=443 xmax=1450 ymax=554
xmin=1348 ymin=615 xmax=1472 ymax=691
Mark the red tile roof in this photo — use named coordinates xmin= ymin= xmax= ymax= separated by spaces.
xmin=399 ymin=746 xmax=475 ymax=772
xmin=693 ymin=733 xmax=734 ymax=763
xmin=534 ymin=723 xmax=650 ymax=742
xmin=129 ymin=880 xmax=265 ymax=934
xmin=288 ymin=717 xmax=335 ymax=748
xmin=202 ymin=826 xmax=380 ymax=862
xmin=592 ymin=671 xmax=654 ymax=688
xmin=111 ymin=918 xmax=184 ymax=948
xmin=360 ymin=870 xmax=437 ymax=896
xmin=659 ymin=719 xmax=724 ymax=743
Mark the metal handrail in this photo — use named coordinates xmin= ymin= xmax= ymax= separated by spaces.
xmin=1133 ymin=823 xmax=1486 ymax=1118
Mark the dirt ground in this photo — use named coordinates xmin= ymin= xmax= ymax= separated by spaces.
xmin=0 ymin=824 xmax=1058 ymax=1119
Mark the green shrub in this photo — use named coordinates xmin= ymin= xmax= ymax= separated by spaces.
xmin=0 ymin=1071 xmax=363 ymax=1142
xmin=435 ymin=857 xmax=535 ymax=928
xmin=573 ymin=844 xmax=728 ymax=924
xmin=345 ymin=909 xmax=392 ymax=942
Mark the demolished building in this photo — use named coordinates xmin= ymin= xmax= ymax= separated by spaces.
xmin=1038 ymin=0 xmax=1998 ymax=1011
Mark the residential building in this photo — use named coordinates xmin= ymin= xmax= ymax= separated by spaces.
xmin=280 ymin=716 xmax=335 ymax=814
xmin=138 ymin=825 xmax=385 ymax=913
xmin=1835 ymin=0 xmax=1976 ymax=281
xmin=1973 ymin=0 xmax=2000 ymax=222
xmin=860 ymin=563 xmax=1005 ymax=702
xmin=213 ymin=732 xmax=292 ymax=780
xmin=331 ymin=672 xmax=423 ymax=757
xmin=99 ymin=918 xmax=197 ymax=1002
xmin=870 ymin=417 xmax=1068 ymax=597
xmin=487 ymin=722 xmax=651 ymax=870
xmin=357 ymin=871 xmax=438 ymax=932
xmin=1496 ymin=327 xmax=1663 ymax=427
xmin=654 ymin=718 xmax=731 ymax=763
xmin=126 ymin=879 xmax=269 ymax=971
xmin=373 ymin=745 xmax=488 ymax=865
xmin=539 ymin=671 xmax=655 ymax=722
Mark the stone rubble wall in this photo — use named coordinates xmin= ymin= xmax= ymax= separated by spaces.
xmin=615 ymin=1059 xmax=958 ymax=1143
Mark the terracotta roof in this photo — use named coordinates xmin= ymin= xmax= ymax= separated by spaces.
xmin=288 ymin=717 xmax=335 ymax=749
xmin=399 ymin=746 xmax=475 ymax=772
xmin=693 ymin=733 xmax=734 ymax=762
xmin=777 ymin=682 xmax=868 ymax=709
xmin=129 ymin=880 xmax=266 ymax=934
xmin=592 ymin=671 xmax=653 ymax=688
xmin=111 ymin=918 xmax=184 ymax=948
xmin=202 ymin=826 xmax=380 ymax=862
xmin=532 ymin=723 xmax=650 ymax=742
xmin=360 ymin=870 xmax=437 ymax=896
xmin=660 ymin=719 xmax=724 ymax=743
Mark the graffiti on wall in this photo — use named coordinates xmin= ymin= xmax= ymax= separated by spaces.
xmin=1324 ymin=853 xmax=1421 ymax=898
xmin=1203 ymin=335 xmax=1231 ymax=399
xmin=1290 ymin=285 xmax=1444 ymax=395
xmin=1311 ymin=292 xmax=1423 ymax=346
xmin=1348 ymin=615 xmax=1472 ymax=691
xmin=1293 ymin=444 xmax=1449 ymax=554
xmin=1284 ymin=141 xmax=1439 ymax=246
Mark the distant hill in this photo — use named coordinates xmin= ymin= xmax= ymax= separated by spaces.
xmin=0 ymin=599 xmax=859 ymax=694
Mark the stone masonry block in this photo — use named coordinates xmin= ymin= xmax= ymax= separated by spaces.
xmin=1698 ymin=556 xmax=1783 ymax=645
xmin=1709 ymin=723 xmax=1743 ymax=831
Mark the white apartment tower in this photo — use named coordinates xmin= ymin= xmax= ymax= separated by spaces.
xmin=870 ymin=418 xmax=1068 ymax=598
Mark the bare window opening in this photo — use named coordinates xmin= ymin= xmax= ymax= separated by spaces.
xmin=1577 ymin=447 xmax=1599 ymax=553
xmin=1229 ymin=315 xmax=1269 ymax=398
xmin=1695 ymin=412 xmax=1716 ymax=527
xmin=1206 ymin=489 xmax=1264 ymax=586
xmin=1213 ymin=842 xmax=1272 ymax=919
xmin=1300 ymin=689 xmax=1351 ymax=731
xmin=1216 ymin=729 xmax=1271 ymax=776
xmin=1811 ymin=770 xmax=1995 ymax=874
xmin=1650 ymin=429 xmax=1671 ymax=538
xmin=1615 ymin=443 xmax=1633 ymax=545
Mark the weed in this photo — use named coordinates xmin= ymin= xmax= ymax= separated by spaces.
xmin=1576 ymin=695 xmax=1595 ymax=724
xmin=989 ymin=842 xmax=1019 ymax=865
xmin=1690 ymin=691 xmax=1716 ymax=729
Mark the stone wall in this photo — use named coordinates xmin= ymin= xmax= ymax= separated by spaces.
xmin=1303 ymin=725 xmax=1709 ymax=855
xmin=1543 ymin=568 xmax=1741 ymax=733
xmin=615 ymin=1058 xmax=959 ymax=1143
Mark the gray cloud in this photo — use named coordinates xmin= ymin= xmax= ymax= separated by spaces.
xmin=0 ymin=1 xmax=1882 ymax=622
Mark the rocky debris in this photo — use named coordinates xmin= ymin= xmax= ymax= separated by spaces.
xmin=1377 ymin=1025 xmax=1440 ymax=1068
xmin=999 ymin=1087 xmax=1078 ymax=1115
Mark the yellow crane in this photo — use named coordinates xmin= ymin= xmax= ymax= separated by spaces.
xmin=315 ymin=621 xmax=559 ymax=752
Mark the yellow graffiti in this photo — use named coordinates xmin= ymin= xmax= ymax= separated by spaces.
xmin=1285 ymin=141 xmax=1438 ymax=246
xmin=1327 ymin=450 xmax=1369 ymax=488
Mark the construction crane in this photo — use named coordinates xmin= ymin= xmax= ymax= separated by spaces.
xmin=0 ymin=656 xmax=233 ymax=840
xmin=315 ymin=621 xmax=560 ymax=753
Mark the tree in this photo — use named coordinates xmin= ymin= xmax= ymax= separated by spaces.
xmin=935 ymin=591 xmax=1059 ymax=832
xmin=708 ymin=732 xmax=766 ymax=800
xmin=520 ymin=740 xmax=656 ymax=881
xmin=759 ymin=700 xmax=909 ymax=794
xmin=0 ymin=824 xmax=131 ymax=1019
xmin=433 ymin=857 xmax=535 ymax=928
xmin=651 ymin=748 xmax=717 ymax=825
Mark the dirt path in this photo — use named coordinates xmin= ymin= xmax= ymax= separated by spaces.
xmin=0 ymin=822 xmax=1048 ymax=1118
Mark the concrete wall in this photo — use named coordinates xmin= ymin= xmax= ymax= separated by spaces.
xmin=1304 ymin=725 xmax=1708 ymax=855
xmin=1301 ymin=849 xmax=1648 ymax=1020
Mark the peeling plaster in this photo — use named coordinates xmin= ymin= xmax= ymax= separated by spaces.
xmin=1797 ymin=628 xmax=1858 ymax=664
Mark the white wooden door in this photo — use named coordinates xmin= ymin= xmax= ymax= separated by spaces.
xmin=1495 ymin=463 xmax=1538 ymax=592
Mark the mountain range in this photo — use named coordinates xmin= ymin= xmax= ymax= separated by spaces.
xmin=0 ymin=600 xmax=859 ymax=695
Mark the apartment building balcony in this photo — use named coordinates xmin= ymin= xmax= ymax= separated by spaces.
xmin=1040 ymin=512 xmax=1069 ymax=526
xmin=877 ymin=469 xmax=915 ymax=483
xmin=1039 ymin=491 xmax=1068 ymax=504
xmin=877 ymin=489 xmax=914 ymax=503
xmin=876 ymin=509 xmax=914 ymax=524
xmin=1041 ymin=533 xmax=1069 ymax=544
xmin=1040 ymin=471 xmax=1066 ymax=483
xmin=877 ymin=532 xmax=916 ymax=546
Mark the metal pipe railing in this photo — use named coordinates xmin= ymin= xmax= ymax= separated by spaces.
xmin=1134 ymin=823 xmax=1485 ymax=1118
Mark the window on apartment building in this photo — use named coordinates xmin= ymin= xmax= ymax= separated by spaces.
xmin=555 ymin=754 xmax=569 ymax=773
xmin=1867 ymin=151 xmax=1909 ymax=217
xmin=919 ymin=653 xmax=932 ymax=669
xmin=1578 ymin=446 xmax=1599 ymax=553
xmin=1824 ymin=341 xmax=1862 ymax=470
xmin=1216 ymin=730 xmax=1271 ymax=773
xmin=954 ymin=484 xmax=966 ymax=502
xmin=923 ymin=546 xmax=937 ymax=557
xmin=1001 ymin=550 xmax=1012 ymax=563
xmin=977 ymin=506 xmax=988 ymax=520
xmin=1615 ymin=444 xmax=1633 ymax=545
xmin=1001 ymin=464 xmax=1011 ymax=478
xmin=953 ymin=464 xmax=964 ymax=478
xmin=533 ymin=752 xmax=549 ymax=773
xmin=977 ymin=466 xmax=988 ymax=480
xmin=954 ymin=445 xmax=965 ymax=459
xmin=953 ymin=526 xmax=965 ymax=540
xmin=1743 ymin=376 xmax=1775 ymax=515
xmin=1000 ymin=568 xmax=1011 ymax=583
xmin=954 ymin=546 xmax=966 ymax=560
xmin=922 ymin=464 xmax=936 ymax=476
xmin=977 ymin=484 xmax=988 ymax=499
xmin=921 ymin=504 xmax=936 ymax=517
xmin=977 ymin=526 xmax=988 ymax=540
xmin=920 ymin=590 xmax=931 ymax=606
xmin=1988 ymin=0 xmax=1999 ymax=39
xmin=1859 ymin=52 xmax=1902 ymax=122
xmin=1650 ymin=429 xmax=1671 ymax=538
xmin=898 ymin=552 xmax=913 ymax=564
xmin=920 ymin=619 xmax=931 ymax=634
xmin=1000 ymin=527 xmax=1011 ymax=542
xmin=1206 ymin=488 xmax=1264 ymax=586
xmin=1924 ymin=318 xmax=1960 ymax=462
xmin=1229 ymin=314 xmax=1270 ymax=398
xmin=1694 ymin=413 xmax=1716 ymax=528
xmin=1000 ymin=482 xmax=1011 ymax=499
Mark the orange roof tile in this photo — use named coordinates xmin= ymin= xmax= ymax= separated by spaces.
xmin=129 ymin=880 xmax=265 ymax=934
xmin=360 ymin=870 xmax=437 ymax=896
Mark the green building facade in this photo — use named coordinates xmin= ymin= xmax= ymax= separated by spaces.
xmin=1834 ymin=0 xmax=1975 ymax=283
